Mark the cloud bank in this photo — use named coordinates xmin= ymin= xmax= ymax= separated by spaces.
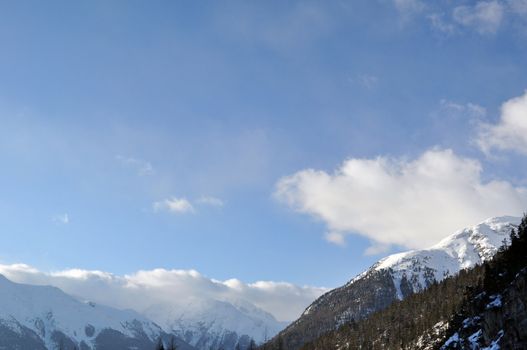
xmin=275 ymin=148 xmax=527 ymax=249
xmin=477 ymin=90 xmax=527 ymax=155
xmin=0 ymin=264 xmax=325 ymax=322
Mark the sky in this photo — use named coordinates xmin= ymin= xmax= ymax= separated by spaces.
xmin=1 ymin=0 xmax=527 ymax=321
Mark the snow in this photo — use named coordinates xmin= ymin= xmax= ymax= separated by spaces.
xmin=0 ymin=272 xmax=286 ymax=349
xmin=0 ymin=275 xmax=160 ymax=348
xmin=143 ymin=297 xmax=285 ymax=346
xmin=369 ymin=216 xmax=520 ymax=297
xmin=482 ymin=330 xmax=503 ymax=350
xmin=462 ymin=316 xmax=480 ymax=329
xmin=486 ymin=295 xmax=502 ymax=309
xmin=468 ymin=329 xmax=482 ymax=349
xmin=0 ymin=271 xmax=287 ymax=350
xmin=441 ymin=332 xmax=459 ymax=348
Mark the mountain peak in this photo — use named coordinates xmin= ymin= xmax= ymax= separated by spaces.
xmin=373 ymin=216 xmax=520 ymax=276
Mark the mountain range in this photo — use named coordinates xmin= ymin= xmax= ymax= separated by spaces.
xmin=0 ymin=216 xmax=520 ymax=350
xmin=0 ymin=274 xmax=284 ymax=349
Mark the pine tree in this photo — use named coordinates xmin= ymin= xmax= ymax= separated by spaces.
xmin=155 ymin=338 xmax=165 ymax=350
xmin=167 ymin=336 xmax=178 ymax=350
xmin=277 ymin=335 xmax=284 ymax=350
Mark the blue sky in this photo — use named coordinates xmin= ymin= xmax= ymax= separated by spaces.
xmin=1 ymin=0 xmax=527 ymax=304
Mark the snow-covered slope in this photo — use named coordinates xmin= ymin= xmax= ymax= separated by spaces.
xmin=271 ymin=216 xmax=520 ymax=350
xmin=144 ymin=298 xmax=286 ymax=350
xmin=369 ymin=216 xmax=521 ymax=299
xmin=0 ymin=274 xmax=192 ymax=349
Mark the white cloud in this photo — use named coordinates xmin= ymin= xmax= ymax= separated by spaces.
xmin=477 ymin=90 xmax=527 ymax=155
xmin=275 ymin=148 xmax=527 ymax=249
xmin=453 ymin=1 xmax=504 ymax=34
xmin=153 ymin=197 xmax=195 ymax=214
xmin=116 ymin=155 xmax=155 ymax=176
xmin=0 ymin=264 xmax=325 ymax=322
xmin=53 ymin=213 xmax=69 ymax=224
xmin=196 ymin=196 xmax=225 ymax=207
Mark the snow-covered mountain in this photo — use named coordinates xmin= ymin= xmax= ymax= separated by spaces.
xmin=0 ymin=272 xmax=285 ymax=350
xmin=0 ymin=274 xmax=194 ymax=350
xmin=270 ymin=216 xmax=521 ymax=350
xmin=144 ymin=298 xmax=286 ymax=350
xmin=360 ymin=215 xmax=521 ymax=300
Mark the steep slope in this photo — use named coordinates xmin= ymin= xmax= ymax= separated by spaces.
xmin=0 ymin=274 xmax=194 ymax=350
xmin=145 ymin=298 xmax=286 ymax=350
xmin=267 ymin=216 xmax=520 ymax=350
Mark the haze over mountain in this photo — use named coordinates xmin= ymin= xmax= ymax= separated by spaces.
xmin=0 ymin=274 xmax=186 ymax=349
xmin=0 ymin=266 xmax=319 ymax=350
xmin=0 ymin=272 xmax=287 ymax=349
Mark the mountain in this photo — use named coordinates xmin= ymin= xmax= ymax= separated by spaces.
xmin=144 ymin=298 xmax=286 ymax=350
xmin=298 ymin=214 xmax=527 ymax=350
xmin=0 ymin=274 xmax=194 ymax=350
xmin=266 ymin=216 xmax=520 ymax=350
xmin=0 ymin=271 xmax=285 ymax=350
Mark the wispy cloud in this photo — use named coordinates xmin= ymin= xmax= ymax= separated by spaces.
xmin=391 ymin=0 xmax=527 ymax=36
xmin=393 ymin=0 xmax=426 ymax=18
xmin=453 ymin=1 xmax=504 ymax=34
xmin=355 ymin=74 xmax=379 ymax=90
xmin=53 ymin=213 xmax=69 ymax=224
xmin=439 ymin=99 xmax=487 ymax=120
xmin=428 ymin=13 xmax=457 ymax=34
xmin=508 ymin=0 xmax=527 ymax=17
xmin=116 ymin=155 xmax=155 ymax=176
xmin=196 ymin=196 xmax=225 ymax=207
xmin=324 ymin=231 xmax=346 ymax=246
xmin=153 ymin=197 xmax=195 ymax=214
xmin=364 ymin=243 xmax=391 ymax=256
